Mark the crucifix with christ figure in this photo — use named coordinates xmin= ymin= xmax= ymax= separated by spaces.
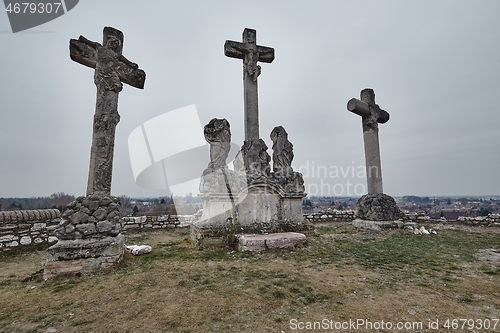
xmin=224 ymin=28 xmax=274 ymax=141
xmin=70 ymin=27 xmax=146 ymax=196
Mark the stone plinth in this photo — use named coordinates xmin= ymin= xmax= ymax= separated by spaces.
xmin=44 ymin=195 xmax=125 ymax=279
xmin=54 ymin=195 xmax=123 ymax=239
xmin=192 ymin=183 xmax=312 ymax=242
xmin=356 ymin=193 xmax=403 ymax=221
xmin=352 ymin=219 xmax=403 ymax=231
xmin=43 ymin=234 xmax=124 ymax=279
xmin=238 ymin=232 xmax=306 ymax=252
xmin=234 ymin=184 xmax=309 ymax=233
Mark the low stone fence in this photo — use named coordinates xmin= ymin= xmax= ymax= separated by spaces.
xmin=304 ymin=210 xmax=500 ymax=227
xmin=3 ymin=209 xmax=497 ymax=252
xmin=403 ymin=213 xmax=500 ymax=227
xmin=457 ymin=214 xmax=500 ymax=226
xmin=304 ymin=210 xmax=356 ymax=222
xmin=122 ymin=215 xmax=198 ymax=232
xmin=0 ymin=209 xmax=61 ymax=251
xmin=0 ymin=211 xmax=199 ymax=251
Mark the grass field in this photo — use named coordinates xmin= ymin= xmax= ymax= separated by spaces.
xmin=0 ymin=223 xmax=499 ymax=333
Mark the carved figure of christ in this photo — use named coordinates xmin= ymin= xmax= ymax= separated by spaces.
xmin=70 ymin=26 xmax=146 ymax=196
xmin=224 ymin=28 xmax=274 ymax=141
xmin=347 ymin=88 xmax=390 ymax=195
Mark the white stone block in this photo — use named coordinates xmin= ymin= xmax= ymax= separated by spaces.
xmin=126 ymin=245 xmax=152 ymax=255
xmin=20 ymin=236 xmax=32 ymax=245
xmin=31 ymin=222 xmax=46 ymax=231
xmin=0 ymin=235 xmax=17 ymax=242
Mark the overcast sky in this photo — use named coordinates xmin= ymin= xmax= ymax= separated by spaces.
xmin=1 ymin=1 xmax=499 ymax=198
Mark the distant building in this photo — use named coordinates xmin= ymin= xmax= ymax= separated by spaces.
xmin=428 ymin=211 xmax=466 ymax=220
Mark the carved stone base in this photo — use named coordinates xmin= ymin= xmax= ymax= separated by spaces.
xmin=356 ymin=193 xmax=404 ymax=221
xmin=238 ymin=232 xmax=307 ymax=252
xmin=54 ymin=195 xmax=123 ymax=240
xmin=43 ymin=234 xmax=124 ymax=280
xmin=192 ymin=183 xmax=312 ymax=244
xmin=352 ymin=219 xmax=404 ymax=231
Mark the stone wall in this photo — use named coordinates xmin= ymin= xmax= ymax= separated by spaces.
xmin=122 ymin=215 xmax=199 ymax=232
xmin=2 ymin=208 xmax=497 ymax=252
xmin=457 ymin=214 xmax=500 ymax=227
xmin=304 ymin=210 xmax=500 ymax=227
xmin=304 ymin=210 xmax=356 ymax=222
xmin=0 ymin=209 xmax=61 ymax=251
xmin=402 ymin=212 xmax=500 ymax=226
xmin=1 ymin=211 xmax=198 ymax=252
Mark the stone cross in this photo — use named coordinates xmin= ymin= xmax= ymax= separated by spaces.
xmin=224 ymin=28 xmax=274 ymax=141
xmin=70 ymin=27 xmax=146 ymax=196
xmin=347 ymin=88 xmax=390 ymax=195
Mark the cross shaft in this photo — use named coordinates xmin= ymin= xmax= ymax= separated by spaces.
xmin=70 ymin=27 xmax=145 ymax=196
xmin=347 ymin=88 xmax=389 ymax=195
xmin=224 ymin=28 xmax=274 ymax=141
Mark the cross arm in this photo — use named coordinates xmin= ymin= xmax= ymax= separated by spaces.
xmin=347 ymin=98 xmax=390 ymax=123
xmin=224 ymin=40 xmax=245 ymax=60
xmin=70 ymin=36 xmax=146 ymax=89
xmin=114 ymin=55 xmax=145 ymax=89
xmin=69 ymin=36 xmax=98 ymax=69
xmin=224 ymin=40 xmax=275 ymax=63
xmin=256 ymin=45 xmax=275 ymax=63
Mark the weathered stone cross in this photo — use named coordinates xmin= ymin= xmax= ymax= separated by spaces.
xmin=70 ymin=27 xmax=146 ymax=196
xmin=224 ymin=28 xmax=274 ymax=141
xmin=347 ymin=88 xmax=390 ymax=195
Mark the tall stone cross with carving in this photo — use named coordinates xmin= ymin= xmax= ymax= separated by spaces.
xmin=70 ymin=27 xmax=146 ymax=196
xmin=224 ymin=28 xmax=274 ymax=141
xmin=347 ymin=88 xmax=390 ymax=195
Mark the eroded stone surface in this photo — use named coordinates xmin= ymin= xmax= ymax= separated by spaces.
xmin=356 ymin=193 xmax=404 ymax=221
xmin=43 ymin=234 xmax=125 ymax=280
xmin=54 ymin=195 xmax=123 ymax=240
xmin=347 ymin=88 xmax=389 ymax=195
xmin=70 ymin=26 xmax=145 ymax=196
xmin=224 ymin=28 xmax=274 ymax=141
xmin=238 ymin=232 xmax=306 ymax=252
xmin=352 ymin=218 xmax=403 ymax=231
xmin=125 ymin=244 xmax=152 ymax=256
xmin=194 ymin=124 xmax=311 ymax=240
xmin=270 ymin=126 xmax=293 ymax=174
xmin=204 ymin=118 xmax=232 ymax=172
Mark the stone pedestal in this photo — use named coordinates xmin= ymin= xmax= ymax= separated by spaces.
xmin=238 ymin=232 xmax=306 ymax=252
xmin=44 ymin=195 xmax=125 ymax=279
xmin=43 ymin=235 xmax=124 ymax=279
xmin=352 ymin=219 xmax=404 ymax=231
xmin=356 ymin=193 xmax=403 ymax=221
xmin=192 ymin=171 xmax=312 ymax=243
xmin=353 ymin=193 xmax=403 ymax=231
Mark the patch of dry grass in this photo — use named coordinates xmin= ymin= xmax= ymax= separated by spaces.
xmin=0 ymin=224 xmax=499 ymax=333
